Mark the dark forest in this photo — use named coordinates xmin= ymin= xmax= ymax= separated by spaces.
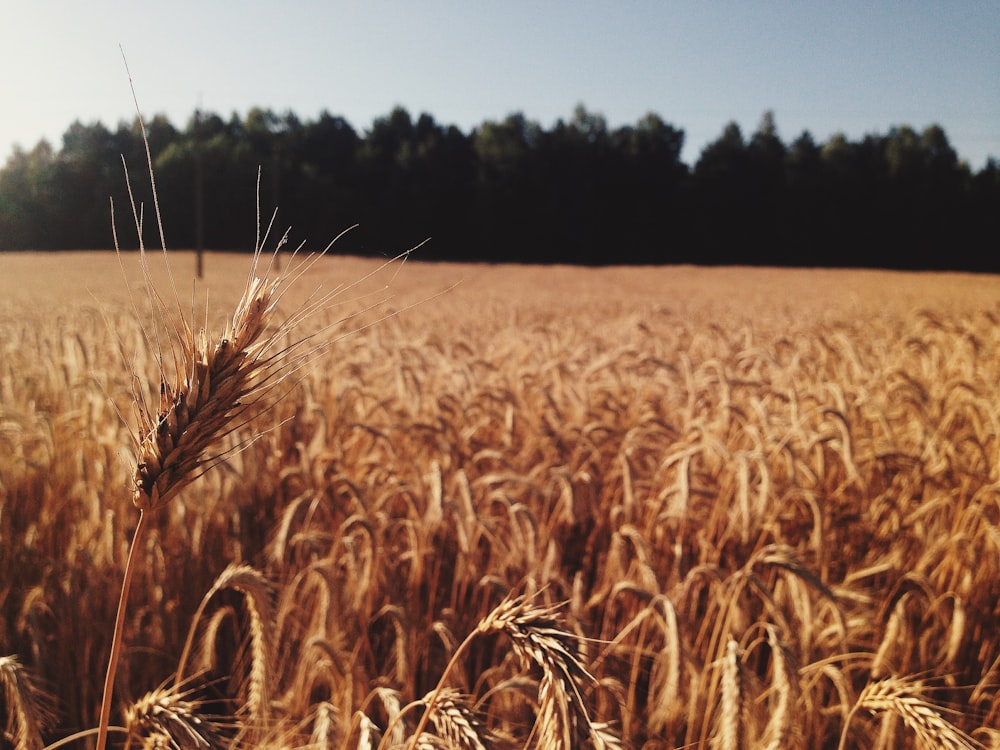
xmin=1 ymin=106 xmax=997 ymax=270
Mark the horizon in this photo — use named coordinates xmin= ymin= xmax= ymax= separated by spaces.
xmin=2 ymin=2 xmax=999 ymax=170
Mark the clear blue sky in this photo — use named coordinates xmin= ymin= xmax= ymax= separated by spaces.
xmin=2 ymin=2 xmax=998 ymax=169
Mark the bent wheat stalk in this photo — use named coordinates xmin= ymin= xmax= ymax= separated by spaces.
xmin=399 ymin=592 xmax=620 ymax=750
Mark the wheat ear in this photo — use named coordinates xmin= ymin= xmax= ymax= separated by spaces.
xmin=711 ymin=638 xmax=743 ymax=750
xmin=838 ymin=676 xmax=981 ymax=750
xmin=759 ymin=624 xmax=794 ymax=750
xmin=0 ymin=655 xmax=56 ymax=750
xmin=130 ymin=270 xmax=281 ymax=510
xmin=412 ymin=688 xmax=489 ymax=750
xmin=123 ymin=681 xmax=231 ymax=750
xmin=479 ymin=594 xmax=608 ymax=750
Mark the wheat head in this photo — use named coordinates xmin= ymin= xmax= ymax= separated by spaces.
xmin=124 ymin=682 xmax=230 ymax=750
xmin=130 ymin=262 xmax=283 ymax=511
xmin=0 ymin=655 xmax=56 ymax=750
xmin=840 ymin=676 xmax=982 ymax=750
xmin=414 ymin=688 xmax=489 ymax=750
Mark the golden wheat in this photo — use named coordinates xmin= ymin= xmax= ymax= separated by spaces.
xmin=4 ymin=250 xmax=1000 ymax=747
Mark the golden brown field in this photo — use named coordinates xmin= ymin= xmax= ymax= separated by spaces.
xmin=2 ymin=250 xmax=999 ymax=749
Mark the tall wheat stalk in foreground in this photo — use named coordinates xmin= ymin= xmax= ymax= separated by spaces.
xmin=98 ymin=170 xmax=307 ymax=750
xmin=94 ymin=57 xmax=421 ymax=750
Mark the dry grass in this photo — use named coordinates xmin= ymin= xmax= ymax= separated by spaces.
xmin=2 ymin=250 xmax=1000 ymax=748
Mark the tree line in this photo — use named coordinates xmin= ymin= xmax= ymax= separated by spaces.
xmin=0 ymin=105 xmax=997 ymax=270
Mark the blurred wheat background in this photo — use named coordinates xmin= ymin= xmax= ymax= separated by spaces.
xmin=2 ymin=251 xmax=999 ymax=748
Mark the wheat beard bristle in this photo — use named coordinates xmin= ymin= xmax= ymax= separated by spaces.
xmin=132 ymin=275 xmax=279 ymax=511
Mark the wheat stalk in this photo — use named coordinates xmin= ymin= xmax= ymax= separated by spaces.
xmin=95 ymin=54 xmax=423 ymax=750
xmin=173 ymin=564 xmax=274 ymax=743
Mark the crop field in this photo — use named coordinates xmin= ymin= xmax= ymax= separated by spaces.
xmin=1 ymin=250 xmax=999 ymax=749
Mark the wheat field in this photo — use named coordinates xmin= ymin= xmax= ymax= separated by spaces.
xmin=1 ymin=250 xmax=999 ymax=749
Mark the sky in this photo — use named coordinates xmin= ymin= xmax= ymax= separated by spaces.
xmin=2 ymin=2 xmax=998 ymax=170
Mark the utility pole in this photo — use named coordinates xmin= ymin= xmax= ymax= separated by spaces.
xmin=272 ymin=137 xmax=281 ymax=270
xmin=194 ymin=106 xmax=205 ymax=279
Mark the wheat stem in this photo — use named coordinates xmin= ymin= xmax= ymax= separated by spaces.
xmin=44 ymin=726 xmax=130 ymax=750
xmin=96 ymin=510 xmax=149 ymax=750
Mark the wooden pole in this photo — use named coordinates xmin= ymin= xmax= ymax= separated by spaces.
xmin=194 ymin=107 xmax=205 ymax=278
